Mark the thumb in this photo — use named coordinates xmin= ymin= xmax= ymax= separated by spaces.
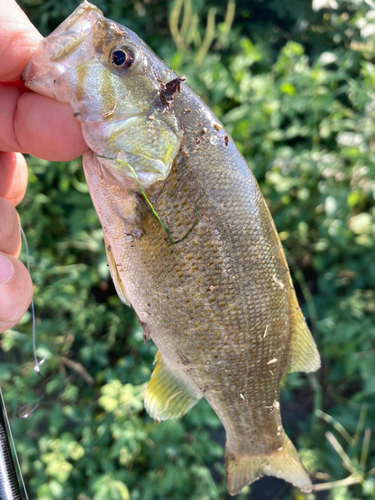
xmin=0 ymin=252 xmax=33 ymax=333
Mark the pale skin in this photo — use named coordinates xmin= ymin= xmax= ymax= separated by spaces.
xmin=0 ymin=0 xmax=87 ymax=333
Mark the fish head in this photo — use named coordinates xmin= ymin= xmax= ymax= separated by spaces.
xmin=22 ymin=1 xmax=183 ymax=187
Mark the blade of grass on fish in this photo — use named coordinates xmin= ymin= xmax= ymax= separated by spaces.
xmin=96 ymin=155 xmax=200 ymax=244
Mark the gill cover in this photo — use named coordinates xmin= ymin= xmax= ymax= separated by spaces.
xmin=22 ymin=0 xmax=183 ymax=188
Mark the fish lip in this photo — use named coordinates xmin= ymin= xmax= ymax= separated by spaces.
xmin=22 ymin=49 xmax=64 ymax=100
xmin=22 ymin=1 xmax=103 ymax=99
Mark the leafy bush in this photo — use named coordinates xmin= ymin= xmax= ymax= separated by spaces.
xmin=5 ymin=0 xmax=375 ymax=498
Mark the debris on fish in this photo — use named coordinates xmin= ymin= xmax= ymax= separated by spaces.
xmin=22 ymin=2 xmax=320 ymax=495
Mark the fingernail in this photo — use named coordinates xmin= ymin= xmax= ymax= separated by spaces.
xmin=0 ymin=254 xmax=14 ymax=283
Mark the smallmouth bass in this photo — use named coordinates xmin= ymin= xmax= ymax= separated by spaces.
xmin=22 ymin=2 xmax=320 ymax=495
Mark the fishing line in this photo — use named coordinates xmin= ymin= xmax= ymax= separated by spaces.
xmin=20 ymin=228 xmax=45 ymax=373
xmin=17 ymin=228 xmax=45 ymax=419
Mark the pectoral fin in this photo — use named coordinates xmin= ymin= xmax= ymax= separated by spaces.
xmin=288 ymin=310 xmax=320 ymax=373
xmin=104 ymin=238 xmax=131 ymax=306
xmin=145 ymin=351 xmax=201 ymax=420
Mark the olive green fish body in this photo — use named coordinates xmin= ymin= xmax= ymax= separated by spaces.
xmin=23 ymin=2 xmax=320 ymax=494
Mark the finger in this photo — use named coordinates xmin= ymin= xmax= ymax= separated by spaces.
xmin=0 ymin=152 xmax=28 ymax=206
xmin=0 ymin=83 xmax=87 ymax=161
xmin=0 ymin=252 xmax=33 ymax=333
xmin=0 ymin=198 xmax=21 ymax=257
xmin=0 ymin=0 xmax=42 ymax=83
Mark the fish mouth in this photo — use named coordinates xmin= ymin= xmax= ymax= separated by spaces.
xmin=22 ymin=1 xmax=103 ymax=101
xmin=22 ymin=50 xmax=63 ymax=100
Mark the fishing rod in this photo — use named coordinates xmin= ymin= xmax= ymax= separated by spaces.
xmin=0 ymin=227 xmax=43 ymax=500
xmin=0 ymin=389 xmax=25 ymax=500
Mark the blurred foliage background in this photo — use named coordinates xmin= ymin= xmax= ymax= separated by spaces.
xmin=5 ymin=0 xmax=375 ymax=498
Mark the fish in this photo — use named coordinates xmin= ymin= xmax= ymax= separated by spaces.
xmin=22 ymin=2 xmax=320 ymax=495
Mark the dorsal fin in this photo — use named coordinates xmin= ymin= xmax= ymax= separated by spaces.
xmin=145 ymin=351 xmax=201 ymax=420
xmin=288 ymin=308 xmax=320 ymax=373
xmin=268 ymin=231 xmax=320 ymax=374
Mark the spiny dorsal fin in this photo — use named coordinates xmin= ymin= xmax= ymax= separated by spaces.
xmin=226 ymin=432 xmax=312 ymax=496
xmin=145 ymin=351 xmax=201 ymax=420
xmin=288 ymin=308 xmax=320 ymax=373
xmin=104 ymin=238 xmax=131 ymax=306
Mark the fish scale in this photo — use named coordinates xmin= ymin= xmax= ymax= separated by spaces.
xmin=135 ymin=149 xmax=294 ymax=468
xmin=139 ymin=154 xmax=288 ymax=443
xmin=22 ymin=1 xmax=320 ymax=495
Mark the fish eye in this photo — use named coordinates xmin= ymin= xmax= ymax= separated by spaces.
xmin=110 ymin=48 xmax=134 ymax=69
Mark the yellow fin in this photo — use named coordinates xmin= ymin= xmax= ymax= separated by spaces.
xmin=226 ymin=433 xmax=312 ymax=496
xmin=145 ymin=351 xmax=201 ymax=420
xmin=104 ymin=238 xmax=131 ymax=306
xmin=273 ymin=239 xmax=320 ymax=373
xmin=288 ymin=309 xmax=320 ymax=373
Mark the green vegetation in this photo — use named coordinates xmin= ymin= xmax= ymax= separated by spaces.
xmin=5 ymin=0 xmax=375 ymax=498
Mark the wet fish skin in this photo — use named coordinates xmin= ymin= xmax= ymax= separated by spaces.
xmin=22 ymin=2 xmax=320 ymax=495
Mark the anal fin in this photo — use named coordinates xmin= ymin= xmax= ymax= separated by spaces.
xmin=145 ymin=351 xmax=201 ymax=420
xmin=288 ymin=309 xmax=320 ymax=373
xmin=104 ymin=238 xmax=131 ymax=306
xmin=226 ymin=433 xmax=312 ymax=496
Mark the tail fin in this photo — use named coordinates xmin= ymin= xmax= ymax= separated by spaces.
xmin=225 ymin=433 xmax=312 ymax=496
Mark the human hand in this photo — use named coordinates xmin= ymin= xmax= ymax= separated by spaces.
xmin=0 ymin=0 xmax=88 ymax=333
